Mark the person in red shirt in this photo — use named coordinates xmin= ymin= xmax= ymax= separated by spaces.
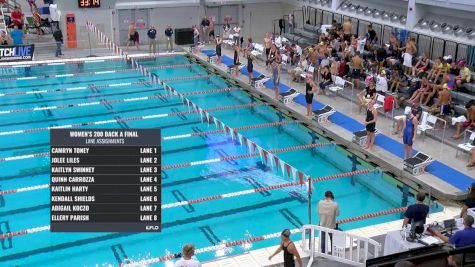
xmin=11 ymin=6 xmax=24 ymax=30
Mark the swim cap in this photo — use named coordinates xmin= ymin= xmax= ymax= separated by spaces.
xmin=442 ymin=83 xmax=448 ymax=89
xmin=281 ymin=229 xmax=291 ymax=238
xmin=380 ymin=70 xmax=386 ymax=75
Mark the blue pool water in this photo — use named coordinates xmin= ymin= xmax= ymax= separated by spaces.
xmin=0 ymin=55 xmax=441 ymax=266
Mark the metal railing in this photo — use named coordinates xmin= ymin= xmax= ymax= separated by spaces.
xmin=301 ymin=224 xmax=381 ymax=267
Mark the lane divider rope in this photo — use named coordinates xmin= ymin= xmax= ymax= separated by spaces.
xmin=0 ymin=63 xmax=196 ymax=82
xmin=0 ymin=121 xmax=292 ymax=163
xmin=0 ymin=87 xmax=237 ymax=115
xmin=0 ymin=102 xmax=261 ymax=137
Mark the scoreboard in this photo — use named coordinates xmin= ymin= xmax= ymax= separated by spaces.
xmin=78 ymin=0 xmax=101 ymax=8
xmin=50 ymin=129 xmax=161 ymax=232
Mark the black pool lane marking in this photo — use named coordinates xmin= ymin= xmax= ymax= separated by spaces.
xmin=0 ymin=197 xmax=296 ymax=262
xmin=214 ymin=149 xmax=238 ymax=165
xmin=279 ymin=208 xmax=304 ymax=228
xmin=199 ymin=226 xmax=221 ymax=245
xmin=0 ymin=87 xmax=163 ymax=108
xmin=171 ymin=190 xmax=195 ymax=213
xmin=110 ymin=244 xmax=129 ymax=265
xmin=0 ymin=103 xmax=181 ymax=128
xmin=0 ymin=120 xmax=202 ymax=154
xmin=0 ymin=74 xmax=143 ymax=91
xmin=113 ymin=116 xmax=129 ymax=129
xmin=191 ymin=126 xmax=208 ymax=140
xmin=162 ymin=166 xmax=259 ymax=188
xmin=0 ymin=204 xmax=50 ymax=217
xmin=162 ymin=141 xmax=230 ymax=155
xmin=154 ymin=92 xmax=169 ymax=103
xmin=170 ymin=107 xmax=188 ymax=121
xmin=0 ymin=221 xmax=12 ymax=250
xmin=243 ymin=176 xmax=271 ymax=197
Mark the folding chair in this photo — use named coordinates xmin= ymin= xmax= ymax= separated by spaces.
xmin=373 ymin=94 xmax=385 ymax=110
xmin=328 ymin=75 xmax=345 ymax=95
xmin=456 ymin=130 xmax=475 ymax=159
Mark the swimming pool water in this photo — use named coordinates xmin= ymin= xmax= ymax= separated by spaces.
xmin=0 ymin=55 xmax=441 ymax=266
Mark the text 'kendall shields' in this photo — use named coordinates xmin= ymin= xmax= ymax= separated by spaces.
xmin=50 ymin=128 xmax=162 ymax=232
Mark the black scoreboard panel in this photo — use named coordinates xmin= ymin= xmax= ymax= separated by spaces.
xmin=78 ymin=0 xmax=101 ymax=8
xmin=50 ymin=129 xmax=161 ymax=232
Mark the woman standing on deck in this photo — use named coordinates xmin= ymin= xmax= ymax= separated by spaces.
xmin=364 ymin=100 xmax=377 ymax=150
xmin=272 ymin=50 xmax=282 ymax=99
xmin=246 ymin=49 xmax=255 ymax=84
xmin=233 ymin=45 xmax=241 ymax=77
xmin=305 ymin=74 xmax=317 ymax=116
xmin=402 ymin=109 xmax=418 ymax=159
xmin=268 ymin=229 xmax=303 ymax=267
xmin=215 ymin=34 xmax=222 ymax=65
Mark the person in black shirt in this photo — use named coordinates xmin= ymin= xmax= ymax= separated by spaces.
xmin=403 ymin=192 xmax=429 ymax=227
xmin=318 ymin=65 xmax=332 ymax=95
xmin=268 ymin=229 xmax=303 ymax=267
xmin=53 ymin=28 xmax=63 ymax=57
xmin=375 ymin=46 xmax=387 ymax=73
xmin=461 ymin=182 xmax=475 ymax=218
xmin=366 ymin=24 xmax=377 ymax=51
xmin=147 ymin=25 xmax=157 ymax=54
xmin=164 ymin=24 xmax=174 ymax=52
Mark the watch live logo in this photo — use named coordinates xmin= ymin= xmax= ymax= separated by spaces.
xmin=0 ymin=45 xmax=34 ymax=61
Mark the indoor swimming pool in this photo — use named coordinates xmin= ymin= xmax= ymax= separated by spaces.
xmin=0 ymin=54 xmax=442 ymax=266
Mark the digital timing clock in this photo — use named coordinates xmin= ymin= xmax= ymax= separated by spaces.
xmin=78 ymin=0 xmax=101 ymax=8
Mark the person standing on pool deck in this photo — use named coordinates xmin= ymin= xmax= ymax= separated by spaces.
xmin=147 ymin=25 xmax=157 ymax=54
xmin=126 ymin=22 xmax=140 ymax=51
xmin=165 ymin=24 xmax=174 ymax=53
xmin=246 ymin=48 xmax=255 ymax=84
xmin=53 ymin=27 xmax=63 ymax=58
xmin=215 ymin=34 xmax=223 ymax=65
xmin=318 ymin=190 xmax=340 ymax=253
xmin=264 ymin=33 xmax=272 ymax=69
xmin=233 ymin=45 xmax=240 ymax=77
xmin=364 ymin=100 xmax=377 ymax=150
xmin=272 ymin=51 xmax=282 ymax=99
xmin=268 ymin=229 xmax=303 ymax=267
xmin=193 ymin=25 xmax=200 ymax=54
xmin=305 ymin=74 xmax=317 ymax=116
xmin=174 ymin=243 xmax=201 ymax=267
xmin=402 ymin=109 xmax=418 ymax=159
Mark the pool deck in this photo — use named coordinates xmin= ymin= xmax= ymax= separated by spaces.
xmin=191 ymin=44 xmax=474 ymax=201
xmin=199 ymin=201 xmax=460 ymax=267
xmin=187 ymin=45 xmax=472 ymax=266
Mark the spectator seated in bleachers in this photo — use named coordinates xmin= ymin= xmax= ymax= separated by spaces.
xmin=453 ymin=100 xmax=475 ymax=140
xmin=456 ymin=62 xmax=472 ymax=90
xmin=429 ymin=83 xmax=452 ymax=121
xmin=318 ymin=65 xmax=332 ymax=95
xmin=357 ymin=78 xmax=377 ymax=113
xmin=389 ymin=65 xmax=406 ymax=94
xmin=412 ymin=53 xmax=430 ymax=77
xmin=291 ymin=43 xmax=302 ymax=65
xmin=289 ymin=56 xmax=308 ymax=82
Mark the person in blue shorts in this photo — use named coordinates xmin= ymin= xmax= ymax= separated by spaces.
xmin=402 ymin=109 xmax=418 ymax=159
xmin=272 ymin=51 xmax=282 ymax=99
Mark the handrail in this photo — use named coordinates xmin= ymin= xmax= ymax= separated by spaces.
xmin=301 ymin=224 xmax=381 ymax=267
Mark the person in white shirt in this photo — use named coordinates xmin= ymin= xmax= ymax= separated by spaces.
xmin=317 ymin=191 xmax=340 ymax=253
xmin=233 ymin=25 xmax=241 ymax=46
xmin=376 ymin=69 xmax=388 ymax=94
xmin=174 ymin=244 xmax=201 ymax=267
xmin=274 ymin=33 xmax=282 ymax=49
xmin=289 ymin=56 xmax=308 ymax=81
xmin=356 ymin=36 xmax=366 ymax=54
